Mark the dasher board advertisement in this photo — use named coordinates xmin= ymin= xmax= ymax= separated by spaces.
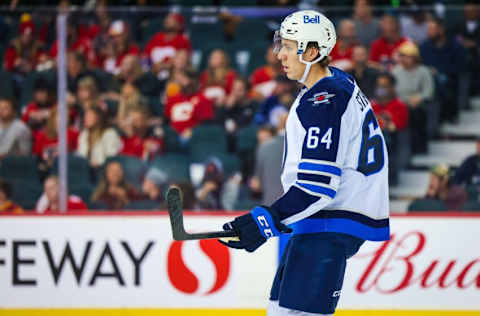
xmin=0 ymin=213 xmax=479 ymax=312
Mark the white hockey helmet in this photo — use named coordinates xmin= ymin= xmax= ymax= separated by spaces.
xmin=274 ymin=10 xmax=337 ymax=83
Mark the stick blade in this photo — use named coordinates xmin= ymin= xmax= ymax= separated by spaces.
xmin=166 ymin=186 xmax=239 ymax=241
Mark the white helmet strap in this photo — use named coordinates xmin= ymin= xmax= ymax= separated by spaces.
xmin=298 ymin=53 xmax=324 ymax=85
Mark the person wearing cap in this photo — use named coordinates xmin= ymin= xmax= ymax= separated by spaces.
xmin=143 ymin=12 xmax=191 ymax=78
xmin=101 ymin=20 xmax=140 ymax=75
xmin=4 ymin=13 xmax=45 ymax=74
xmin=392 ymin=41 xmax=434 ymax=154
xmin=141 ymin=167 xmax=168 ymax=205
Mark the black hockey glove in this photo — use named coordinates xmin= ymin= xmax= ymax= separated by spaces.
xmin=219 ymin=206 xmax=292 ymax=252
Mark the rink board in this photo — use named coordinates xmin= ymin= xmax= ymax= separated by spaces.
xmin=0 ymin=212 xmax=479 ymax=314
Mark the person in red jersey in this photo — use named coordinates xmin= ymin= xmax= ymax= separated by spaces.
xmin=200 ymin=49 xmax=237 ymax=104
xmin=330 ymin=19 xmax=358 ymax=71
xmin=33 ymin=108 xmax=79 ymax=170
xmin=121 ymin=108 xmax=164 ymax=160
xmin=369 ymin=14 xmax=408 ymax=71
xmin=371 ymin=73 xmax=409 ymax=132
xmin=99 ymin=20 xmax=140 ymax=75
xmin=3 ymin=13 xmax=46 ymax=74
xmin=249 ymin=46 xmax=282 ymax=100
xmin=143 ymin=12 xmax=191 ymax=78
xmin=21 ymin=79 xmax=55 ymax=136
xmin=165 ymin=69 xmax=214 ymax=138
xmin=35 ymin=176 xmax=88 ymax=213
xmin=49 ymin=22 xmax=96 ymax=67
xmin=0 ymin=179 xmax=23 ymax=214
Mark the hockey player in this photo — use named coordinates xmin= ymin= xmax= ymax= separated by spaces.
xmin=219 ymin=10 xmax=390 ymax=316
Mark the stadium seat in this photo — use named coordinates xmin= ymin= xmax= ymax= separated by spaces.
xmin=190 ymin=124 xmax=228 ymax=153
xmin=124 ymin=199 xmax=159 ymax=210
xmin=52 ymin=155 xmax=92 ymax=188
xmin=236 ymin=124 xmax=258 ymax=153
xmin=105 ymin=155 xmax=148 ymax=189
xmin=150 ymin=153 xmax=191 ymax=182
xmin=191 ymin=151 xmax=240 ymax=177
xmin=162 ymin=125 xmax=184 ymax=153
xmin=461 ymin=200 xmax=480 ymax=212
xmin=0 ymin=156 xmax=41 ymax=184
xmin=408 ymin=198 xmax=447 ymax=212
xmin=0 ymin=70 xmax=15 ymax=100
xmin=10 ymin=180 xmax=42 ymax=210
xmin=70 ymin=184 xmax=93 ymax=204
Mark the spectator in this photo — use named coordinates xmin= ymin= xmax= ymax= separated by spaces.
xmin=456 ymin=1 xmax=480 ymax=95
xmin=144 ymin=12 xmax=191 ymax=79
xmin=141 ymin=167 xmax=168 ymax=205
xmin=400 ymin=6 xmax=429 ymax=45
xmin=33 ymin=108 xmax=79 ymax=169
xmin=3 ymin=13 xmax=46 ymax=75
xmin=420 ymin=18 xmax=466 ymax=123
xmin=164 ymin=69 xmax=214 ymax=138
xmin=200 ymin=49 xmax=238 ymax=105
xmin=116 ymin=83 xmax=146 ymax=125
xmin=21 ymin=78 xmax=55 ymax=135
xmin=0 ymin=98 xmax=31 ymax=159
xmin=74 ymin=76 xmax=107 ymax=115
xmin=330 ymin=19 xmax=357 ymax=71
xmin=416 ymin=164 xmax=467 ymax=210
xmin=352 ymin=0 xmax=380 ymax=47
xmin=164 ymin=49 xmax=193 ymax=99
xmin=250 ymin=115 xmax=286 ymax=205
xmin=371 ymin=73 xmax=409 ymax=134
xmin=100 ymin=20 xmax=140 ymax=75
xmin=254 ymin=76 xmax=295 ymax=126
xmin=249 ymin=46 xmax=282 ymax=100
xmin=371 ymin=73 xmax=409 ymax=184
xmin=256 ymin=124 xmax=276 ymax=147
xmin=35 ymin=175 xmax=88 ymax=213
xmin=392 ymin=41 xmax=434 ymax=154
xmin=0 ymin=178 xmax=23 ymax=213
xmin=195 ymin=157 xmax=224 ymax=210
xmin=109 ymin=54 xmax=163 ymax=102
xmin=452 ymin=137 xmax=480 ymax=189
xmin=76 ymin=106 xmax=122 ymax=168
xmin=120 ymin=108 xmax=164 ymax=160
xmin=66 ymin=51 xmax=99 ymax=95
xmin=215 ymin=78 xmax=257 ymax=138
xmin=369 ymin=14 xmax=409 ymax=70
xmin=91 ymin=161 xmax=139 ymax=209
xmin=348 ymin=45 xmax=379 ymax=99
xmin=49 ymin=22 xmax=95 ymax=67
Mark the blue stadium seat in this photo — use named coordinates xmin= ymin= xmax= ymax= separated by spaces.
xmin=150 ymin=153 xmax=191 ymax=182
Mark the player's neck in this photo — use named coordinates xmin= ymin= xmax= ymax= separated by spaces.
xmin=303 ymin=66 xmax=332 ymax=89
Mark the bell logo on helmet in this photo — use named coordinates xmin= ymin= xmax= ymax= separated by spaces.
xmin=303 ymin=15 xmax=320 ymax=24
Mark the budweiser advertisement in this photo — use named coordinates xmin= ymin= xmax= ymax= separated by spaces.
xmin=0 ymin=212 xmax=479 ymax=313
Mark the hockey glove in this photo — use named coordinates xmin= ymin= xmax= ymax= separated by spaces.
xmin=219 ymin=206 xmax=292 ymax=252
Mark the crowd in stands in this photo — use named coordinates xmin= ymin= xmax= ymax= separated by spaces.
xmin=1 ymin=0 xmax=480 ymax=213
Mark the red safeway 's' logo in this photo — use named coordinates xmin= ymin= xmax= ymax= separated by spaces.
xmin=167 ymin=240 xmax=230 ymax=295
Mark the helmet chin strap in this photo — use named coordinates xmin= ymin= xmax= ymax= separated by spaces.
xmin=297 ymin=54 xmax=324 ymax=85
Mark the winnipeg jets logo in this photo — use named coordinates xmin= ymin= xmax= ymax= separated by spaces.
xmin=307 ymin=92 xmax=335 ymax=105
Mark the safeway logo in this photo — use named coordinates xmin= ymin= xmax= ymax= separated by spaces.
xmin=167 ymin=240 xmax=230 ymax=295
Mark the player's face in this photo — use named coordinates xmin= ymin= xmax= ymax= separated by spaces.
xmin=277 ymin=39 xmax=304 ymax=81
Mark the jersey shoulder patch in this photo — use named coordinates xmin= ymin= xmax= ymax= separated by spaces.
xmin=297 ymin=67 xmax=355 ymax=129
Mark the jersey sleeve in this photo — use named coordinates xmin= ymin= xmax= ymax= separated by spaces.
xmin=270 ymin=87 xmax=355 ymax=226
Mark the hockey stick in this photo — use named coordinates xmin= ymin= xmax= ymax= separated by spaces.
xmin=166 ymin=186 xmax=239 ymax=240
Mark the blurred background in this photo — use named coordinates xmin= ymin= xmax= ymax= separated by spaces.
xmin=0 ymin=0 xmax=480 ymax=214
xmin=1 ymin=1 xmax=480 ymax=315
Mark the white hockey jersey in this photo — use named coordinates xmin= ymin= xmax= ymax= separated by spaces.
xmin=270 ymin=67 xmax=390 ymax=241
